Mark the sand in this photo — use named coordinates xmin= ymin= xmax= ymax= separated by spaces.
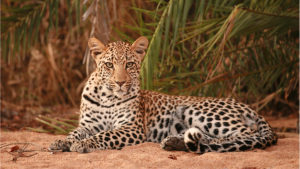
xmin=0 ymin=131 xmax=298 ymax=169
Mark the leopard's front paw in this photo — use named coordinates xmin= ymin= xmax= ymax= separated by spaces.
xmin=48 ymin=140 xmax=68 ymax=150
xmin=70 ymin=141 xmax=93 ymax=153
xmin=49 ymin=139 xmax=71 ymax=152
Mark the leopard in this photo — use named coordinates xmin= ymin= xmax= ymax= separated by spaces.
xmin=49 ymin=36 xmax=277 ymax=154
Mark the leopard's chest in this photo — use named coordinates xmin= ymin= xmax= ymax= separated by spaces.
xmin=79 ymin=97 xmax=139 ymax=134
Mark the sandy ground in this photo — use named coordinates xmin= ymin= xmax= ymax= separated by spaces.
xmin=0 ymin=131 xmax=298 ymax=169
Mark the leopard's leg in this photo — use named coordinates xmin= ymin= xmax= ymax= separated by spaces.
xmin=49 ymin=127 xmax=92 ymax=151
xmin=70 ymin=125 xmax=145 ymax=153
xmin=160 ymin=105 xmax=189 ymax=151
xmin=183 ymin=127 xmax=272 ymax=154
xmin=160 ymin=105 xmax=192 ymax=151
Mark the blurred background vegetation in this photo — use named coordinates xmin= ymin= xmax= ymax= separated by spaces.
xmin=1 ymin=0 xmax=299 ymax=134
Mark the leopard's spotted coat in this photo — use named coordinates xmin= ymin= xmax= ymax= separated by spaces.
xmin=49 ymin=36 xmax=277 ymax=153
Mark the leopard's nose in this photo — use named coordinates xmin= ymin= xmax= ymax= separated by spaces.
xmin=116 ymin=81 xmax=125 ymax=87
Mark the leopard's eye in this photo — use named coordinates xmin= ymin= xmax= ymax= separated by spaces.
xmin=126 ymin=62 xmax=135 ymax=68
xmin=105 ymin=62 xmax=113 ymax=68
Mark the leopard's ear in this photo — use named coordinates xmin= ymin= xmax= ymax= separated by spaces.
xmin=131 ymin=36 xmax=148 ymax=61
xmin=88 ymin=37 xmax=106 ymax=60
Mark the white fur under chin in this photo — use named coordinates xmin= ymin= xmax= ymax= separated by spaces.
xmin=114 ymin=90 xmax=128 ymax=98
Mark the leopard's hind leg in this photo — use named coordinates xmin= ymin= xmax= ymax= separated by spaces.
xmin=183 ymin=127 xmax=272 ymax=154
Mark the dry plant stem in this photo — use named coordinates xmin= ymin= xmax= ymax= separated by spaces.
xmin=0 ymin=142 xmax=44 ymax=151
xmin=275 ymin=97 xmax=298 ymax=110
xmin=1 ymin=142 xmax=42 ymax=162
xmin=47 ymin=43 xmax=76 ymax=106
xmin=8 ymin=151 xmax=38 ymax=158
xmin=0 ymin=142 xmax=62 ymax=154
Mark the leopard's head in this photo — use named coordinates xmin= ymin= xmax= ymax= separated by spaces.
xmin=88 ymin=37 xmax=148 ymax=98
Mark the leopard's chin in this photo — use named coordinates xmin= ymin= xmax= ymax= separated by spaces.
xmin=112 ymin=85 xmax=132 ymax=98
xmin=114 ymin=89 xmax=127 ymax=98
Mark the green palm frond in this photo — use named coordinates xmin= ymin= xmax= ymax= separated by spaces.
xmin=1 ymin=0 xmax=82 ymax=62
xmin=2 ymin=0 xmax=298 ymax=115
xmin=127 ymin=0 xmax=299 ymax=111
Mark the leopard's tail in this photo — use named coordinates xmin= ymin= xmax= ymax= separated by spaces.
xmin=248 ymin=113 xmax=278 ymax=146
